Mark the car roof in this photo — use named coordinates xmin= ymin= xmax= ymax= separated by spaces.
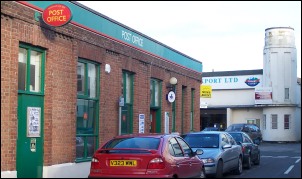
xmin=113 ymin=133 xmax=178 ymax=139
xmin=184 ymin=131 xmax=226 ymax=135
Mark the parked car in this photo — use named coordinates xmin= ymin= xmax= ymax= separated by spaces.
xmin=182 ymin=131 xmax=243 ymax=178
xmin=88 ymin=133 xmax=205 ymax=178
xmin=227 ymin=132 xmax=260 ymax=169
xmin=202 ymin=127 xmax=219 ymax=131
xmin=225 ymin=123 xmax=262 ymax=145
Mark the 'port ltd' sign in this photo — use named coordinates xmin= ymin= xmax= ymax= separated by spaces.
xmin=42 ymin=4 xmax=72 ymax=27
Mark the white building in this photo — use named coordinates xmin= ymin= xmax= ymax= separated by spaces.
xmin=200 ymin=27 xmax=301 ymax=142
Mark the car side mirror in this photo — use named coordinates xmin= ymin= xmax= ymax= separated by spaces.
xmin=194 ymin=149 xmax=204 ymax=155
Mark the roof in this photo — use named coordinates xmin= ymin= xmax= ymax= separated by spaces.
xmin=202 ymin=69 xmax=263 ymax=77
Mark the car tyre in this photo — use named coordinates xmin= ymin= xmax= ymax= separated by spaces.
xmin=233 ymin=156 xmax=243 ymax=175
xmin=215 ymin=160 xmax=223 ymax=178
xmin=254 ymin=152 xmax=260 ymax=165
xmin=245 ymin=154 xmax=252 ymax=169
xmin=199 ymin=167 xmax=206 ymax=178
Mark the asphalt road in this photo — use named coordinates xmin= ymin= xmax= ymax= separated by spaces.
xmin=224 ymin=142 xmax=301 ymax=178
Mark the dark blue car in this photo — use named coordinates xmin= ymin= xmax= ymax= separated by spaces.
xmin=227 ymin=131 xmax=260 ymax=169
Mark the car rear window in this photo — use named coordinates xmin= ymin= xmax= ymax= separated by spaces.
xmin=182 ymin=134 xmax=219 ymax=148
xmin=229 ymin=133 xmax=243 ymax=143
xmin=225 ymin=124 xmax=244 ymax=132
xmin=103 ymin=137 xmax=160 ymax=150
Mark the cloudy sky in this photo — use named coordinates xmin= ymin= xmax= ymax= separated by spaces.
xmin=77 ymin=1 xmax=301 ymax=78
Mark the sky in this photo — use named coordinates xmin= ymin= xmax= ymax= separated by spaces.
xmin=77 ymin=1 xmax=301 ymax=78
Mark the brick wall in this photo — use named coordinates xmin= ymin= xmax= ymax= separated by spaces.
xmin=1 ymin=1 xmax=201 ymax=171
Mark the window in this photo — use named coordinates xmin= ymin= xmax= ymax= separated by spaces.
xmin=263 ymin=115 xmax=266 ymax=130
xmin=150 ymin=79 xmax=161 ymax=107
xmin=121 ymin=71 xmax=134 ymax=134
xmin=76 ymin=59 xmax=99 ymax=161
xmin=176 ymin=137 xmax=192 ymax=157
xmin=285 ymin=88 xmax=289 ymax=100
xmin=168 ymin=138 xmax=183 ymax=157
xmin=284 ymin=115 xmax=290 ymax=129
xmin=190 ymin=89 xmax=195 ymax=131
xmin=18 ymin=44 xmax=45 ymax=93
xmin=271 ymin=114 xmax=278 ymax=129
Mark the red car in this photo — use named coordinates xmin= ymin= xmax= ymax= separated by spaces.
xmin=88 ymin=133 xmax=205 ymax=178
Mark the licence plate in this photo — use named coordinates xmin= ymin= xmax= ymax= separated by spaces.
xmin=110 ymin=160 xmax=137 ymax=167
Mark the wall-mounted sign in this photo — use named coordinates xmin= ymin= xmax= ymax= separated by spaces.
xmin=200 ymin=85 xmax=212 ymax=98
xmin=27 ymin=107 xmax=41 ymax=137
xmin=167 ymin=91 xmax=176 ymax=103
xmin=139 ymin=114 xmax=145 ymax=133
xmin=42 ymin=4 xmax=72 ymax=27
xmin=255 ymin=87 xmax=273 ymax=104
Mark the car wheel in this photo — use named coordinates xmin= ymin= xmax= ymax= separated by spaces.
xmin=215 ymin=160 xmax=223 ymax=178
xmin=245 ymin=154 xmax=252 ymax=169
xmin=254 ymin=152 xmax=260 ymax=165
xmin=233 ymin=156 xmax=243 ymax=175
xmin=199 ymin=167 xmax=206 ymax=178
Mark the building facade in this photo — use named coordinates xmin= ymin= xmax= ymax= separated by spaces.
xmin=1 ymin=1 xmax=203 ymax=178
xmin=200 ymin=27 xmax=301 ymax=142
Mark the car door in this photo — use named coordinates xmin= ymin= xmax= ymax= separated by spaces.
xmin=220 ymin=133 xmax=235 ymax=171
xmin=168 ymin=137 xmax=190 ymax=178
xmin=176 ymin=137 xmax=201 ymax=178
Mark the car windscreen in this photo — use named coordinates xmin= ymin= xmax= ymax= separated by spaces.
xmin=182 ymin=134 xmax=219 ymax=148
xmin=229 ymin=133 xmax=243 ymax=143
xmin=103 ymin=137 xmax=160 ymax=150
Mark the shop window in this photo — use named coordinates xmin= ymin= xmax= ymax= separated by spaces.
xmin=18 ymin=44 xmax=44 ymax=93
xmin=76 ymin=59 xmax=99 ymax=162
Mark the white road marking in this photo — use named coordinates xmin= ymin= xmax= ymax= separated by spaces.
xmin=284 ymin=165 xmax=294 ymax=174
xmin=295 ymin=158 xmax=301 ymax=163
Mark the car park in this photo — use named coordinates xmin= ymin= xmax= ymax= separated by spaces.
xmin=227 ymin=132 xmax=260 ymax=169
xmin=182 ymin=131 xmax=243 ymax=178
xmin=225 ymin=123 xmax=262 ymax=145
xmin=88 ymin=133 xmax=205 ymax=178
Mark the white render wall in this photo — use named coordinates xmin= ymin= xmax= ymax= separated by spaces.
xmin=226 ymin=108 xmax=263 ymax=127
xmin=263 ymin=107 xmax=300 ymax=141
xmin=201 ymin=89 xmax=255 ymax=106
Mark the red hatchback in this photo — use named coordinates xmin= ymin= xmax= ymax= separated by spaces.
xmin=88 ymin=133 xmax=205 ymax=178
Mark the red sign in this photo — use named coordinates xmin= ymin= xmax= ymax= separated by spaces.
xmin=42 ymin=4 xmax=72 ymax=27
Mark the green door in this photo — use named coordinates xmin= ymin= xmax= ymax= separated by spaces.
xmin=16 ymin=44 xmax=45 ymax=178
xmin=17 ymin=94 xmax=44 ymax=178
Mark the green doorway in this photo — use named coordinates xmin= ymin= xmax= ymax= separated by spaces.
xmin=16 ymin=44 xmax=45 ymax=178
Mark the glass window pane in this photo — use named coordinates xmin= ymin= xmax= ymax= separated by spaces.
xmin=88 ymin=63 xmax=96 ymax=98
xmin=285 ymin=88 xmax=289 ymax=99
xmin=30 ymin=51 xmax=42 ymax=92
xmin=87 ymin=136 xmax=96 ymax=157
xmin=76 ymin=136 xmax=85 ymax=158
xmin=77 ymin=62 xmax=85 ymax=95
xmin=18 ymin=48 xmax=27 ymax=90
xmin=150 ymin=80 xmax=153 ymax=105
xmin=126 ymin=73 xmax=131 ymax=103
xmin=154 ymin=81 xmax=159 ymax=106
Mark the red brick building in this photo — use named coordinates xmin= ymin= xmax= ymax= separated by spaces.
xmin=1 ymin=1 xmax=203 ymax=177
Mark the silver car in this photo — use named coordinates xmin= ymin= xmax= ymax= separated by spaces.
xmin=182 ymin=131 xmax=243 ymax=178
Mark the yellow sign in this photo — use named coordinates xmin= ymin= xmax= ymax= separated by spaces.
xmin=200 ymin=85 xmax=212 ymax=98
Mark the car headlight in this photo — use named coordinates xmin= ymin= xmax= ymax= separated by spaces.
xmin=201 ymin=158 xmax=215 ymax=164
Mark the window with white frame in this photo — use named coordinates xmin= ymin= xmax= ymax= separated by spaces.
xmin=285 ymin=88 xmax=289 ymax=100
xmin=271 ymin=114 xmax=278 ymax=129
xmin=284 ymin=114 xmax=290 ymax=129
